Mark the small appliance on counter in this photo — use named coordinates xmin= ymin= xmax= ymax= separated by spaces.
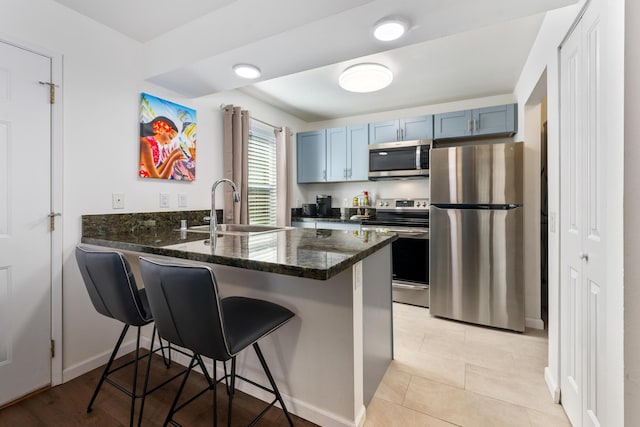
xmin=302 ymin=203 xmax=317 ymax=217
xmin=316 ymin=195 xmax=332 ymax=217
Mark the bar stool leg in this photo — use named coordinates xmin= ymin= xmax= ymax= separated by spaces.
xmin=194 ymin=355 xmax=217 ymax=427
xmin=87 ymin=324 xmax=129 ymax=413
xmin=137 ymin=325 xmax=157 ymax=427
xmin=163 ymin=355 xmax=197 ymax=427
xmin=253 ymin=343 xmax=294 ymax=427
xmin=128 ymin=327 xmax=143 ymax=427
xmin=227 ymin=357 xmax=236 ymax=427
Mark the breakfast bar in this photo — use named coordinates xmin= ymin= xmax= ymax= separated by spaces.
xmin=81 ymin=212 xmax=396 ymax=427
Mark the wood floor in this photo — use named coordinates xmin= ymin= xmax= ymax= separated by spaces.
xmin=0 ymin=351 xmax=317 ymax=426
xmin=1 ymin=304 xmax=568 ymax=426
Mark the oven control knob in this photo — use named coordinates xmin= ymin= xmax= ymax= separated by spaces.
xmin=384 ymin=202 xmax=389 ymax=206
xmin=378 ymin=201 xmax=384 ymax=207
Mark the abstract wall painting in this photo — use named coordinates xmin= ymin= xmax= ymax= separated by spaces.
xmin=139 ymin=93 xmax=196 ymax=181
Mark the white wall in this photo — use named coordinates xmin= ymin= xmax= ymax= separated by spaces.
xmin=625 ymin=1 xmax=640 ymax=425
xmin=0 ymin=0 xmax=305 ymax=377
xmin=513 ymin=1 xmax=584 ymax=400
xmin=515 ymin=1 xmax=627 ymax=425
xmin=601 ymin=0 xmax=625 ymax=422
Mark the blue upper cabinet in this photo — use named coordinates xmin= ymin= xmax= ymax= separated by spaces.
xmin=434 ymin=104 xmax=517 ymax=140
xmin=369 ymin=115 xmax=433 ymax=144
xmin=433 ymin=110 xmax=473 ymax=139
xmin=297 ymin=130 xmax=326 ymax=183
xmin=368 ymin=120 xmax=398 ymax=144
xmin=473 ymin=104 xmax=517 ymax=137
xmin=326 ymin=127 xmax=347 ymax=181
xmin=402 ymin=116 xmax=433 ymax=141
xmin=326 ymin=125 xmax=369 ymax=182
xmin=297 ymin=125 xmax=369 ymax=183
xmin=346 ymin=124 xmax=368 ymax=181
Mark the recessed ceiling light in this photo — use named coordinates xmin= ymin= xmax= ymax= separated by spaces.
xmin=233 ymin=64 xmax=261 ymax=79
xmin=338 ymin=63 xmax=393 ymax=93
xmin=373 ymin=17 xmax=408 ymax=41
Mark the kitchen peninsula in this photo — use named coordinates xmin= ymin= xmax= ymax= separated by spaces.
xmin=81 ymin=211 xmax=396 ymax=427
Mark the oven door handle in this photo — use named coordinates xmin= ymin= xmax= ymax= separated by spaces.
xmin=392 ymin=283 xmax=428 ymax=290
xmin=361 ymin=226 xmax=429 ymax=237
xmin=395 ymin=230 xmax=429 ymax=239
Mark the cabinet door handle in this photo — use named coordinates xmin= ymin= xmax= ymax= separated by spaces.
xmin=474 ymin=119 xmax=478 ymax=131
xmin=348 ymin=168 xmax=352 ymax=178
xmin=396 ymin=129 xmax=399 ymax=140
xmin=400 ymin=128 xmax=404 ymax=140
xmin=323 ymin=170 xmax=326 ymax=180
xmin=579 ymin=252 xmax=589 ymax=262
xmin=467 ymin=120 xmax=472 ymax=132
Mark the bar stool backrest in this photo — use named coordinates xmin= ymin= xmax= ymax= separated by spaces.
xmin=139 ymin=257 xmax=232 ymax=361
xmin=75 ymin=245 xmax=149 ymax=327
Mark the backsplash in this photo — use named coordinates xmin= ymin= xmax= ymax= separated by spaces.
xmin=293 ymin=178 xmax=430 ymax=208
xmin=81 ymin=210 xmax=217 ymax=236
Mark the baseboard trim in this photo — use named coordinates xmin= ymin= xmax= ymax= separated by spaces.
xmin=62 ymin=338 xmax=138 ymax=383
xmin=526 ymin=317 xmax=545 ymax=330
xmin=355 ymin=404 xmax=367 ymax=427
xmin=64 ymin=337 xmax=362 ymax=427
xmin=199 ymin=355 xmax=362 ymax=427
xmin=545 ymin=366 xmax=561 ymax=403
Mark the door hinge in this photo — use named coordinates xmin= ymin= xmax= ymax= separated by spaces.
xmin=39 ymin=81 xmax=59 ymax=104
xmin=49 ymin=212 xmax=61 ymax=232
xmin=50 ymin=339 xmax=55 ymax=358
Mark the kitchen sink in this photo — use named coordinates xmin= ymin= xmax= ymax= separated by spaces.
xmin=186 ymin=224 xmax=289 ymax=235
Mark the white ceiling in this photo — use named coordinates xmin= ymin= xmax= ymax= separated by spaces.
xmin=52 ymin=0 xmax=578 ymax=122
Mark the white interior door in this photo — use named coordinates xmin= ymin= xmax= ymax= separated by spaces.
xmin=0 ymin=41 xmax=53 ymax=406
xmin=560 ymin=18 xmax=584 ymax=425
xmin=560 ymin=1 xmax=605 ymax=426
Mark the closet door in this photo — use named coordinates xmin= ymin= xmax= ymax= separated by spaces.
xmin=559 ymin=1 xmax=604 ymax=426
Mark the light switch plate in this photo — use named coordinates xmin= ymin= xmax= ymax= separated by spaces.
xmin=159 ymin=192 xmax=170 ymax=208
xmin=178 ymin=193 xmax=188 ymax=208
xmin=112 ymin=193 xmax=125 ymax=209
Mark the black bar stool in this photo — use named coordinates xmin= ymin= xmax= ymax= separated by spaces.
xmin=138 ymin=256 xmax=295 ymax=427
xmin=75 ymin=245 xmax=186 ymax=427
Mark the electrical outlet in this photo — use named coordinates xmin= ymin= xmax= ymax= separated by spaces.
xmin=112 ymin=193 xmax=125 ymax=209
xmin=159 ymin=192 xmax=170 ymax=208
xmin=178 ymin=193 xmax=188 ymax=208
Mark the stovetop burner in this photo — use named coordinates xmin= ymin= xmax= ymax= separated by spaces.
xmin=363 ymin=198 xmax=429 ymax=227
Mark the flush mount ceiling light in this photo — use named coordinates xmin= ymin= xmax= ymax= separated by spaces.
xmin=338 ymin=63 xmax=393 ymax=93
xmin=373 ymin=17 xmax=408 ymax=41
xmin=233 ymin=63 xmax=261 ymax=79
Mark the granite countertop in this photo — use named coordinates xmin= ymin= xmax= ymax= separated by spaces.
xmin=81 ymin=211 xmax=396 ymax=280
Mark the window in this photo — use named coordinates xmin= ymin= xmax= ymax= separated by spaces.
xmin=248 ymin=119 xmax=277 ymax=225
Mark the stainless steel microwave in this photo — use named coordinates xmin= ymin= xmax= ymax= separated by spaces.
xmin=368 ymin=139 xmax=431 ymax=180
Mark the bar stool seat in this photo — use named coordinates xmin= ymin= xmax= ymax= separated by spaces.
xmin=75 ymin=245 xmax=186 ymax=427
xmin=139 ymin=256 xmax=295 ymax=427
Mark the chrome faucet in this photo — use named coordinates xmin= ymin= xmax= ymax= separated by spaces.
xmin=206 ymin=178 xmax=240 ymax=244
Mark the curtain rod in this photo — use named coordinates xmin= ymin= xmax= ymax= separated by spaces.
xmin=251 ymin=116 xmax=283 ymax=132
xmin=220 ymin=103 xmax=284 ymax=132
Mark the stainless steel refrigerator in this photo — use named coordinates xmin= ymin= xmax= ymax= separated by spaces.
xmin=429 ymin=141 xmax=524 ymax=332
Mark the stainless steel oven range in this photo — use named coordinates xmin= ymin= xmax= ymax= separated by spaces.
xmin=361 ymin=198 xmax=429 ymax=308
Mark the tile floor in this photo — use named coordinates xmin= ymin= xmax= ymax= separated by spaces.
xmin=364 ymin=303 xmax=571 ymax=427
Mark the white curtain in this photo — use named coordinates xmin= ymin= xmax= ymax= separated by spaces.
xmin=223 ymin=105 xmax=249 ymax=224
xmin=275 ymin=126 xmax=290 ymax=226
